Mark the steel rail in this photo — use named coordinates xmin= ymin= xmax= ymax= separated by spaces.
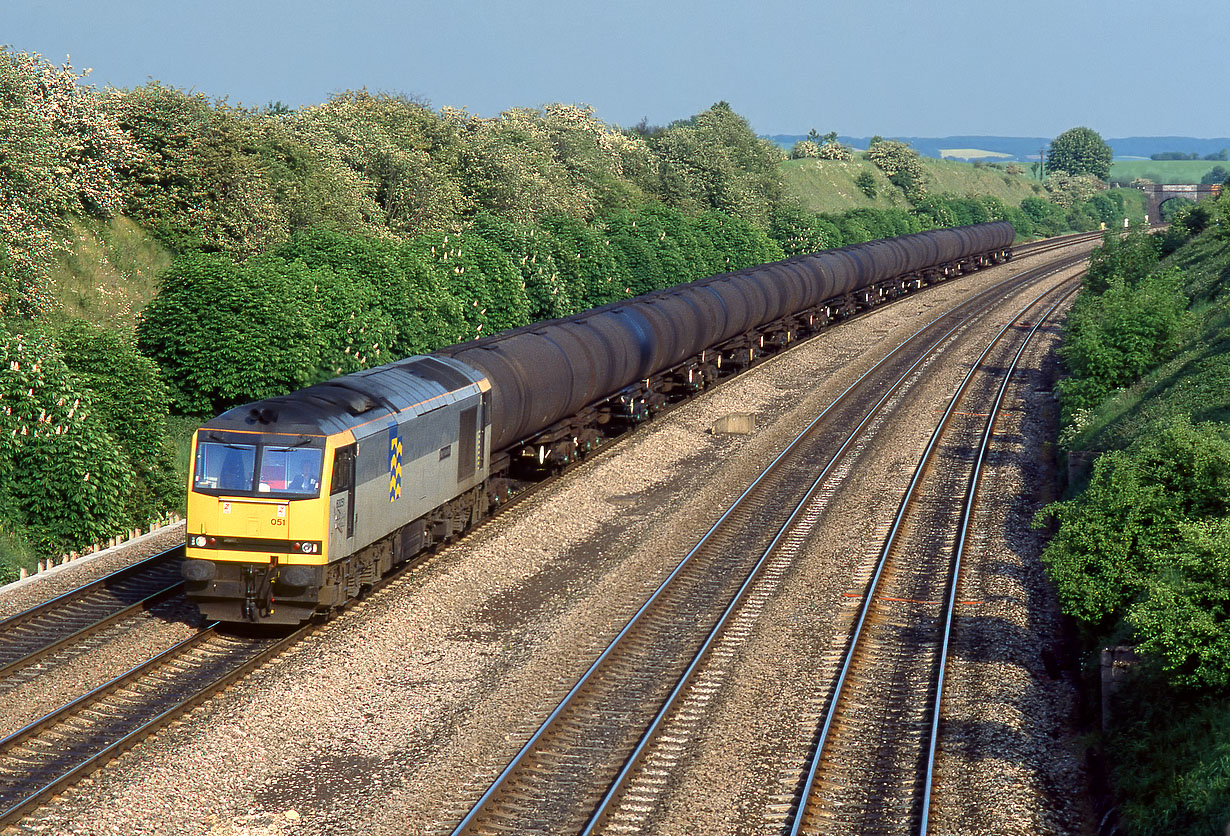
xmin=0 ymin=547 xmax=186 ymax=681
xmin=0 ymin=621 xmax=309 ymax=827
xmin=0 ymin=583 xmax=186 ymax=682
xmin=0 ymin=546 xmax=183 ymax=634
xmin=788 ymin=275 xmax=1081 ymax=836
xmin=450 ymin=250 xmax=1088 ymax=836
xmin=575 ymin=268 xmax=1036 ymax=836
xmin=917 ymin=282 xmax=1081 ymax=835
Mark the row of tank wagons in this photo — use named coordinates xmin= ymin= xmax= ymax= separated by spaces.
xmin=182 ymin=222 xmax=1016 ymax=623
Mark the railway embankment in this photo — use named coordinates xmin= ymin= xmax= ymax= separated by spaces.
xmin=1035 ymin=211 xmax=1230 ymax=835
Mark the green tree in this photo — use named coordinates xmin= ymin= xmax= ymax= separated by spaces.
xmin=911 ymin=196 xmax=958 ymax=229
xmin=538 ymin=214 xmax=629 ymax=307
xmin=0 ymin=324 xmax=134 ymax=555
xmin=137 ymin=253 xmax=328 ymax=415
xmin=1084 ymin=227 xmax=1159 ymax=294
xmin=1056 ymin=266 xmax=1190 ymax=414
xmin=469 ymin=214 xmax=573 ymax=321
xmin=0 ymin=48 xmax=137 ymax=314
xmin=855 ymin=170 xmax=877 ymax=198
xmin=413 ymin=231 xmax=531 ymax=337
xmin=866 ymin=140 xmax=927 ymax=202
xmin=56 ymin=321 xmax=179 ymax=521
xmin=767 ymin=206 xmax=843 ymax=256
xmin=1043 ymin=171 xmax=1103 ymax=208
xmin=272 ymin=229 xmax=465 ymax=358
xmin=790 ymin=140 xmax=821 ymax=159
xmin=1038 ymin=418 xmax=1230 ymax=687
xmin=1020 ymin=196 xmax=1068 ymax=236
xmin=692 ymin=211 xmax=783 ymax=273
xmin=108 ymin=84 xmax=288 ymax=254
xmin=1200 ymin=165 xmax=1230 ymax=186
xmin=1046 ymin=126 xmax=1112 ymax=180
xmin=648 ymin=102 xmax=785 ymax=228
xmin=293 ymin=91 xmax=468 ymax=237
xmin=602 ymin=204 xmax=714 ymax=295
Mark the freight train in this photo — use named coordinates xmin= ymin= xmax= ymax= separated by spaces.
xmin=182 ymin=222 xmax=1015 ymax=622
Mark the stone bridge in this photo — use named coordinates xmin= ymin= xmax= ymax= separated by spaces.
xmin=1137 ymin=183 xmax=1222 ymax=222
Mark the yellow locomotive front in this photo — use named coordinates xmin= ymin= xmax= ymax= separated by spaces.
xmin=184 ymin=428 xmax=337 ymax=622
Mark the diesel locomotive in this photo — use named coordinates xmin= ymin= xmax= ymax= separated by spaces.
xmin=182 ymin=222 xmax=1015 ymax=622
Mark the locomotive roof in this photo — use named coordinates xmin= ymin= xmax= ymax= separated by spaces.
xmin=203 ymin=355 xmax=486 ymax=437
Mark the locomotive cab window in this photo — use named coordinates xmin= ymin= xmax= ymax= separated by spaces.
xmin=192 ymin=439 xmax=324 ymax=498
xmin=260 ymin=447 xmax=323 ymax=496
xmin=194 ymin=442 xmax=256 ymax=492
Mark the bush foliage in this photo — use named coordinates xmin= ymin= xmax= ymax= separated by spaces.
xmin=1036 ymin=210 xmax=1230 ymax=832
xmin=1040 ymin=418 xmax=1230 ymax=688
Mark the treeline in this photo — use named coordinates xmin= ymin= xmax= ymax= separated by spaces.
xmin=0 ymin=47 xmax=1137 ymax=566
xmin=1036 ymin=199 xmax=1230 ymax=834
xmin=1150 ymin=149 xmax=1227 ymax=161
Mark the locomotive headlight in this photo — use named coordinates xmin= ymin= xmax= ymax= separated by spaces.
xmin=302 ymin=542 xmax=315 ymax=554
xmin=192 ymin=535 xmax=208 ymax=548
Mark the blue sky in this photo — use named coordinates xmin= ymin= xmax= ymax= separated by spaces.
xmin=4 ymin=0 xmax=1226 ymax=138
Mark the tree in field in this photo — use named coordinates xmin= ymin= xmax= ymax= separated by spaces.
xmin=649 ymin=102 xmax=785 ymax=228
xmin=1046 ymin=127 xmax=1112 ymax=180
xmin=1200 ymin=165 xmax=1230 ymax=186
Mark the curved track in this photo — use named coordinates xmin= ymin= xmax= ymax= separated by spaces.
xmin=447 ymin=247 xmax=1089 ymax=835
xmin=786 ymin=279 xmax=1080 ymax=835
xmin=0 ymin=232 xmax=1099 ymax=830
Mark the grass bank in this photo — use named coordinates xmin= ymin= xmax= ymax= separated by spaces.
xmin=1049 ymin=223 xmax=1230 ymax=835
xmin=782 ymin=156 xmax=1044 ymax=214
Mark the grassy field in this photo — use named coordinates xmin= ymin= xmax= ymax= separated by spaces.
xmin=781 ymin=156 xmax=1045 ymax=214
xmin=1110 ymin=159 xmax=1226 ymax=185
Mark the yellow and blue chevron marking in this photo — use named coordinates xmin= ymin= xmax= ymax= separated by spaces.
xmin=389 ymin=429 xmax=403 ymax=502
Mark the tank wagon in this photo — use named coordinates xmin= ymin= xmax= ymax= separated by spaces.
xmin=182 ymin=222 xmax=1014 ymax=622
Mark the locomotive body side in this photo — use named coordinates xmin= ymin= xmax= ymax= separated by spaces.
xmin=183 ymin=356 xmax=491 ymax=623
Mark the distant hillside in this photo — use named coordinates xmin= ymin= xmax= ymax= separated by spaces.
xmin=768 ymin=135 xmax=1230 ymax=162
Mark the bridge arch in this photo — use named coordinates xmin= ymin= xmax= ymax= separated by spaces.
xmin=1137 ymin=183 xmax=1221 ymax=222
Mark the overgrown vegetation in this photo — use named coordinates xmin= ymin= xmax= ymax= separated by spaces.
xmin=1036 ymin=199 xmax=1230 ymax=834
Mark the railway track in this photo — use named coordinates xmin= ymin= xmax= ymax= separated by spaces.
xmin=0 ymin=621 xmax=305 ymax=827
xmin=0 ymin=547 xmax=185 ymax=687
xmin=445 ymin=248 xmax=1089 ymax=835
xmin=786 ymin=278 xmax=1080 ymax=835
